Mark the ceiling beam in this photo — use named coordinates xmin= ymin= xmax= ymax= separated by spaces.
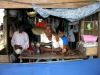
xmin=2 ymin=0 xmax=97 ymax=3
xmin=0 ymin=0 xmax=98 ymax=8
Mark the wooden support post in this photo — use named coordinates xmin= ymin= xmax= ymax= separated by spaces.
xmin=2 ymin=10 xmax=10 ymax=62
xmin=98 ymin=12 xmax=100 ymax=57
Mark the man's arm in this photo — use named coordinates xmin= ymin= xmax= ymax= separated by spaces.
xmin=22 ymin=33 xmax=29 ymax=50
xmin=62 ymin=37 xmax=70 ymax=53
xmin=14 ymin=45 xmax=22 ymax=50
xmin=11 ymin=32 xmax=16 ymax=48
xmin=40 ymin=46 xmax=62 ymax=53
xmin=40 ymin=42 xmax=62 ymax=53
xmin=40 ymin=46 xmax=52 ymax=53
xmin=40 ymin=34 xmax=52 ymax=52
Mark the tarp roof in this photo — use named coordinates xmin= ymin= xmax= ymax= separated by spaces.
xmin=33 ymin=2 xmax=100 ymax=22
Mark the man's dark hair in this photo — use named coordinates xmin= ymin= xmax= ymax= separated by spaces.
xmin=56 ymin=28 xmax=64 ymax=34
xmin=18 ymin=21 xmax=24 ymax=29
xmin=70 ymin=25 xmax=73 ymax=29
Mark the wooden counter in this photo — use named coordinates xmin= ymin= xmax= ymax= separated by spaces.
xmin=19 ymin=50 xmax=86 ymax=62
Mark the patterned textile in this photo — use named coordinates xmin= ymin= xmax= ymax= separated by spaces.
xmin=32 ymin=3 xmax=100 ymax=22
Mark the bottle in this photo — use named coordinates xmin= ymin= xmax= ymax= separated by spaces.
xmin=36 ymin=42 xmax=40 ymax=54
xmin=36 ymin=48 xmax=40 ymax=54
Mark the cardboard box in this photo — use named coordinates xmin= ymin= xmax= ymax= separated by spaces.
xmin=0 ymin=55 xmax=9 ymax=63
xmin=86 ymin=47 xmax=97 ymax=56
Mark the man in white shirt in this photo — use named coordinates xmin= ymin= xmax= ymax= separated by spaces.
xmin=40 ymin=25 xmax=63 ymax=53
xmin=68 ymin=25 xmax=75 ymax=50
xmin=11 ymin=25 xmax=29 ymax=62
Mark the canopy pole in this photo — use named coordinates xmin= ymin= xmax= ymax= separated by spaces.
xmin=98 ymin=12 xmax=100 ymax=57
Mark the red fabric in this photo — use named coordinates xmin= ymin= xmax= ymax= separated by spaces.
xmin=28 ymin=43 xmax=33 ymax=51
xmin=36 ymin=21 xmax=47 ymax=28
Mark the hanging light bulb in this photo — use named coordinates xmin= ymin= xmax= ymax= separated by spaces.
xmin=27 ymin=11 xmax=37 ymax=17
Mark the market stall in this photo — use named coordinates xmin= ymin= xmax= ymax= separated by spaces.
xmin=0 ymin=0 xmax=100 ymax=63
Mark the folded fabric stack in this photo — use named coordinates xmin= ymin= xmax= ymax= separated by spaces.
xmin=81 ymin=35 xmax=98 ymax=56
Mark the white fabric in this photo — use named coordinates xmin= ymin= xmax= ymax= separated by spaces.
xmin=41 ymin=33 xmax=52 ymax=43
xmin=32 ymin=3 xmax=100 ymax=22
xmin=82 ymin=42 xmax=98 ymax=47
xmin=52 ymin=37 xmax=63 ymax=49
xmin=11 ymin=31 xmax=29 ymax=50
xmin=15 ymin=49 xmax=22 ymax=54
xmin=36 ymin=43 xmax=40 ymax=47
xmin=68 ymin=29 xmax=75 ymax=42
xmin=40 ymin=33 xmax=63 ymax=49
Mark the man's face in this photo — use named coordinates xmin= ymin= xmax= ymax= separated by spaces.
xmin=58 ymin=31 xmax=64 ymax=37
xmin=45 ymin=26 xmax=52 ymax=37
xmin=19 ymin=26 xmax=23 ymax=33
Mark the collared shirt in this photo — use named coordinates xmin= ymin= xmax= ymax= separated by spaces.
xmin=40 ymin=33 xmax=63 ymax=49
xmin=11 ymin=31 xmax=29 ymax=50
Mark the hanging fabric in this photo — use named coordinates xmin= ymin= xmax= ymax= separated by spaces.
xmin=32 ymin=2 xmax=100 ymax=22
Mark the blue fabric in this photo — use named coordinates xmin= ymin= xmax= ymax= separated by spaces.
xmin=32 ymin=3 xmax=100 ymax=22
xmin=62 ymin=36 xmax=69 ymax=45
xmin=0 ymin=59 xmax=100 ymax=75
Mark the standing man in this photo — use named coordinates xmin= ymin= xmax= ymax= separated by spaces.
xmin=68 ymin=25 xmax=75 ymax=50
xmin=11 ymin=24 xmax=29 ymax=62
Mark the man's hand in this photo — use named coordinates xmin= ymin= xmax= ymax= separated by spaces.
xmin=62 ymin=49 xmax=66 ymax=54
xmin=55 ymin=35 xmax=59 ymax=42
xmin=52 ymin=47 xmax=62 ymax=52
xmin=14 ymin=45 xmax=22 ymax=50
xmin=40 ymin=42 xmax=52 ymax=46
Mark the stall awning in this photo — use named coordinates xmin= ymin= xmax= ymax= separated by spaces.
xmin=32 ymin=3 xmax=100 ymax=22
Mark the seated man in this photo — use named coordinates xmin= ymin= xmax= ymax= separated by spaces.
xmin=40 ymin=25 xmax=63 ymax=54
xmin=57 ymin=28 xmax=70 ymax=54
xmin=11 ymin=24 xmax=29 ymax=62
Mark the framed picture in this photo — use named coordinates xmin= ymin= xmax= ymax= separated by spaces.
xmin=84 ymin=21 xmax=93 ymax=31
xmin=81 ymin=21 xmax=98 ymax=35
xmin=84 ymin=21 xmax=94 ymax=35
xmin=81 ymin=21 xmax=94 ymax=35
